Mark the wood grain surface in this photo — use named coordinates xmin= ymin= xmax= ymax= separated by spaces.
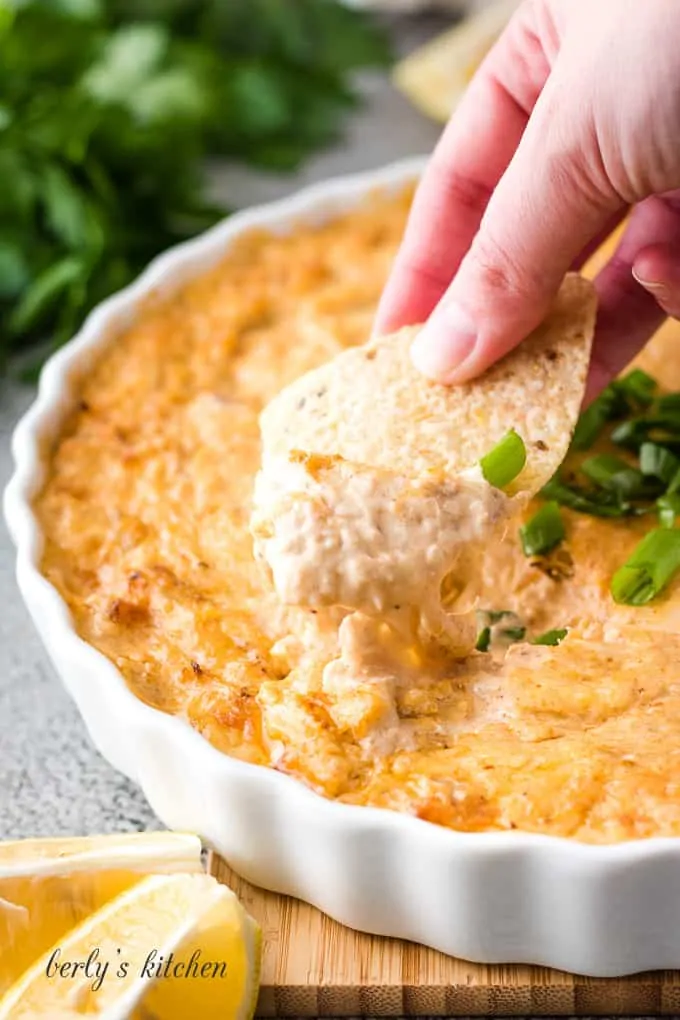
xmin=210 ymin=855 xmax=680 ymax=1017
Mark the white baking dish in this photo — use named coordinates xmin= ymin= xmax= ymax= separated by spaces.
xmin=6 ymin=156 xmax=680 ymax=978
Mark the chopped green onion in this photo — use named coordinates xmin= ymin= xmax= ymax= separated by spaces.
xmin=531 ymin=628 xmax=568 ymax=646
xmin=570 ymin=385 xmax=627 ymax=451
xmin=610 ymin=419 xmax=643 ymax=449
xmin=616 ymin=368 xmax=657 ymax=408
xmin=485 ymin=610 xmax=513 ymax=625
xmin=580 ymin=454 xmax=650 ymax=498
xmin=519 ymin=501 xmax=565 ymax=556
xmin=475 ymin=610 xmax=526 ymax=649
xmin=540 ymin=476 xmax=634 ymax=518
xmin=534 ymin=374 xmax=680 ymax=596
xmin=479 ymin=429 xmax=526 ymax=489
xmin=502 ymin=626 xmax=527 ymax=641
xmin=612 ymin=415 xmax=680 ymax=451
xmin=657 ymin=494 xmax=680 ymax=528
xmin=580 ymin=453 xmax=630 ymax=485
xmin=639 ymin=442 xmax=680 ymax=485
xmin=475 ymin=627 xmax=491 ymax=652
xmin=656 ymin=393 xmax=680 ymax=414
xmin=610 ymin=528 xmax=680 ymax=605
xmin=570 ymin=372 xmax=654 ymax=452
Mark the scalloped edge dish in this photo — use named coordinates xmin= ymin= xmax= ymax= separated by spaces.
xmin=5 ymin=157 xmax=680 ymax=977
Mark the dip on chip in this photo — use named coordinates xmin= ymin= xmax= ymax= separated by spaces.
xmin=252 ymin=274 xmax=597 ymax=658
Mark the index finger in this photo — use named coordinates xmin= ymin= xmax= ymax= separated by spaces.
xmin=373 ymin=2 xmax=551 ymax=336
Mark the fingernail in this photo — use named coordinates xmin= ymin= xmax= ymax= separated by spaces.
xmin=410 ymin=302 xmax=477 ymax=383
xmin=632 ymin=267 xmax=668 ymax=294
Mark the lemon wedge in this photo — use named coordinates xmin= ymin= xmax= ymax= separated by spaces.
xmin=0 ymin=832 xmax=202 ymax=995
xmin=0 ymin=872 xmax=261 ymax=1020
xmin=393 ymin=0 xmax=521 ymax=122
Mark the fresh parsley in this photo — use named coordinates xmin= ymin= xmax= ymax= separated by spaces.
xmin=0 ymin=0 xmax=390 ymax=373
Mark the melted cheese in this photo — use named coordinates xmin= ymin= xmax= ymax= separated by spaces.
xmin=252 ymin=456 xmax=512 ymax=648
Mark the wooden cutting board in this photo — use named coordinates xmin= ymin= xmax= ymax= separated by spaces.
xmin=209 ymin=854 xmax=680 ymax=1016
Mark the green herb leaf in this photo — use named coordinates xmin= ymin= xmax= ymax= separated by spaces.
xmin=501 ymin=626 xmax=526 ymax=641
xmin=0 ymin=0 xmax=391 ymax=371
xmin=580 ymin=453 xmax=653 ymax=499
xmin=485 ymin=610 xmax=513 ymax=625
xmin=535 ymin=373 xmax=680 ymax=593
xmin=9 ymin=257 xmax=86 ymax=335
xmin=571 ymin=371 xmax=658 ymax=453
xmin=612 ymin=415 xmax=680 ymax=452
xmin=479 ymin=429 xmax=526 ymax=489
xmin=520 ymin=501 xmax=565 ymax=556
xmin=657 ymin=493 xmax=680 ymax=528
xmin=82 ymin=24 xmax=171 ymax=105
xmin=656 ymin=393 xmax=680 ymax=414
xmin=610 ymin=528 xmax=680 ymax=605
xmin=639 ymin=441 xmax=680 ymax=486
xmin=570 ymin=384 xmax=627 ymax=451
xmin=616 ymin=368 xmax=657 ymax=408
xmin=531 ymin=628 xmax=568 ymax=646
xmin=475 ymin=610 xmax=526 ymax=650
xmin=0 ymin=242 xmax=29 ymax=299
xmin=475 ymin=627 xmax=491 ymax=653
xmin=540 ymin=475 xmax=635 ymax=518
xmin=42 ymin=163 xmax=93 ymax=250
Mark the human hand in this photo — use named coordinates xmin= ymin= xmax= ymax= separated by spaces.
xmin=374 ymin=0 xmax=680 ymax=398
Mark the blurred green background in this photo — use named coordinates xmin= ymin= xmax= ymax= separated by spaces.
xmin=0 ymin=0 xmax=398 ymax=374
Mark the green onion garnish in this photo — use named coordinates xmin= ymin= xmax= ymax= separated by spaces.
xmin=479 ymin=429 xmax=526 ymax=489
xmin=531 ymin=628 xmax=568 ymax=646
xmin=656 ymin=393 xmax=680 ymax=414
xmin=616 ymin=369 xmax=657 ymax=408
xmin=571 ymin=372 xmax=658 ymax=453
xmin=522 ymin=374 xmax=680 ymax=606
xmin=580 ymin=454 xmax=650 ymax=499
xmin=612 ymin=415 xmax=680 ymax=452
xmin=570 ymin=385 xmax=626 ymax=451
xmin=657 ymin=494 xmax=680 ymax=528
xmin=540 ymin=476 xmax=634 ymax=518
xmin=486 ymin=610 xmax=512 ymax=624
xmin=519 ymin=501 xmax=565 ymax=556
xmin=610 ymin=528 xmax=680 ymax=605
xmin=475 ymin=611 xmax=526 ymax=650
xmin=639 ymin=442 xmax=680 ymax=485
xmin=502 ymin=626 xmax=527 ymax=641
xmin=475 ymin=627 xmax=491 ymax=652
xmin=610 ymin=419 xmax=646 ymax=450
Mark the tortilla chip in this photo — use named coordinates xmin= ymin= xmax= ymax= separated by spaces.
xmin=260 ymin=273 xmax=597 ymax=495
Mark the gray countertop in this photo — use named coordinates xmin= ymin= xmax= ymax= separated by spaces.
xmin=0 ymin=18 xmax=442 ymax=842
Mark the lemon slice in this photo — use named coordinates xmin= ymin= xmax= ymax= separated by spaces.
xmin=0 ymin=872 xmax=261 ymax=1020
xmin=0 ymin=832 xmax=202 ymax=995
xmin=393 ymin=0 xmax=521 ymax=122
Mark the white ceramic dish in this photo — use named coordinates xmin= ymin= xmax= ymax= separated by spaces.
xmin=6 ymin=156 xmax=680 ymax=978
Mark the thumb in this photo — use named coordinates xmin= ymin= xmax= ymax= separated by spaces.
xmin=411 ymin=75 xmax=622 ymax=384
